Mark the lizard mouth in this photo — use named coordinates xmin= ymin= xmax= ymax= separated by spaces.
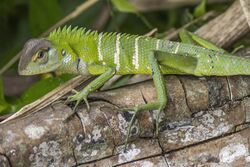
xmin=19 ymin=62 xmax=61 ymax=75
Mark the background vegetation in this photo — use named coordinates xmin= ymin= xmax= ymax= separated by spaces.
xmin=0 ymin=0 xmax=236 ymax=115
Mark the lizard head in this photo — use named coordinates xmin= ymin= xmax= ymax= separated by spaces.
xmin=18 ymin=38 xmax=61 ymax=75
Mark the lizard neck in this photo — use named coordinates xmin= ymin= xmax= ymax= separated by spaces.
xmin=48 ymin=27 xmax=99 ymax=75
xmin=48 ymin=27 xmax=99 ymax=64
xmin=56 ymin=55 xmax=89 ymax=75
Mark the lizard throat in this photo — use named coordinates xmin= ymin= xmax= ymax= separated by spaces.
xmin=58 ymin=56 xmax=89 ymax=75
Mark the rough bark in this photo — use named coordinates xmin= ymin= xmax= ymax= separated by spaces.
xmin=1 ymin=1 xmax=250 ymax=167
xmin=240 ymin=0 xmax=250 ymax=27
xmin=0 ymin=75 xmax=250 ymax=166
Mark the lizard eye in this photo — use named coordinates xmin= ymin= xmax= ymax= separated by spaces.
xmin=37 ymin=51 xmax=45 ymax=59
xmin=34 ymin=49 xmax=48 ymax=64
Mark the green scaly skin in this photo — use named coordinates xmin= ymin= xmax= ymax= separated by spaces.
xmin=18 ymin=26 xmax=250 ymax=148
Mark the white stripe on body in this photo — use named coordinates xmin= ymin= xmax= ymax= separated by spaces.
xmin=174 ymin=43 xmax=180 ymax=54
xmin=114 ymin=33 xmax=121 ymax=70
xmin=98 ymin=33 xmax=103 ymax=61
xmin=156 ymin=39 xmax=160 ymax=50
xmin=133 ymin=36 xmax=140 ymax=69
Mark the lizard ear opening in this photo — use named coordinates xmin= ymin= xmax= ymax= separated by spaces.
xmin=156 ymin=51 xmax=198 ymax=75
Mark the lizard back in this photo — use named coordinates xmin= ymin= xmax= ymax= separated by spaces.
xmin=48 ymin=26 xmax=250 ymax=76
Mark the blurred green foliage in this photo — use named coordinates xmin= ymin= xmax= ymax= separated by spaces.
xmin=111 ymin=0 xmax=137 ymax=13
xmin=0 ymin=0 xmax=233 ymax=115
xmin=17 ymin=74 xmax=72 ymax=108
xmin=194 ymin=0 xmax=207 ymax=18
xmin=0 ymin=77 xmax=10 ymax=115
xmin=29 ymin=0 xmax=63 ymax=36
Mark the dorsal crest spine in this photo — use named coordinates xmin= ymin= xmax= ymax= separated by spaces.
xmin=49 ymin=25 xmax=88 ymax=41
xmin=48 ymin=25 xmax=153 ymax=46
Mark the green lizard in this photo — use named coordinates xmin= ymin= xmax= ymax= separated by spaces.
xmin=18 ymin=26 xmax=250 ymax=140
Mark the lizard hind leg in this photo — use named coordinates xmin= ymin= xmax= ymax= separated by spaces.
xmin=121 ymin=51 xmax=167 ymax=149
xmin=149 ymin=51 xmax=168 ymax=135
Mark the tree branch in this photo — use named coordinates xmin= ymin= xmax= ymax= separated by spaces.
xmin=196 ymin=0 xmax=250 ymax=48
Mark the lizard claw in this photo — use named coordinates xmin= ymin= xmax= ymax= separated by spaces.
xmin=83 ymin=97 xmax=90 ymax=111
xmin=64 ymin=89 xmax=79 ymax=104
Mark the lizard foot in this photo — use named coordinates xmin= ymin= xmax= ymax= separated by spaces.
xmin=120 ymin=107 xmax=141 ymax=151
xmin=121 ymin=105 xmax=163 ymax=145
xmin=64 ymin=90 xmax=90 ymax=122
xmin=154 ymin=108 xmax=163 ymax=137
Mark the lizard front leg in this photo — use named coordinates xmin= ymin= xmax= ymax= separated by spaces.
xmin=66 ymin=64 xmax=115 ymax=120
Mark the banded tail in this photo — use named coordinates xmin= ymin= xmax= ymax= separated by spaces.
xmin=156 ymin=41 xmax=250 ymax=76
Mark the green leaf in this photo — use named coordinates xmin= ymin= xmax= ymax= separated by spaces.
xmin=29 ymin=0 xmax=62 ymax=36
xmin=188 ymin=31 xmax=225 ymax=52
xmin=0 ymin=77 xmax=10 ymax=115
xmin=110 ymin=0 xmax=152 ymax=29
xmin=179 ymin=29 xmax=196 ymax=44
xmin=0 ymin=75 xmax=73 ymax=115
xmin=194 ymin=0 xmax=206 ymax=18
xmin=19 ymin=75 xmax=72 ymax=107
xmin=111 ymin=0 xmax=137 ymax=14
xmin=231 ymin=45 xmax=244 ymax=54
xmin=109 ymin=75 xmax=133 ymax=89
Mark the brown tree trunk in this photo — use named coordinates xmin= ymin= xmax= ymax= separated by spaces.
xmin=0 ymin=1 xmax=250 ymax=166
